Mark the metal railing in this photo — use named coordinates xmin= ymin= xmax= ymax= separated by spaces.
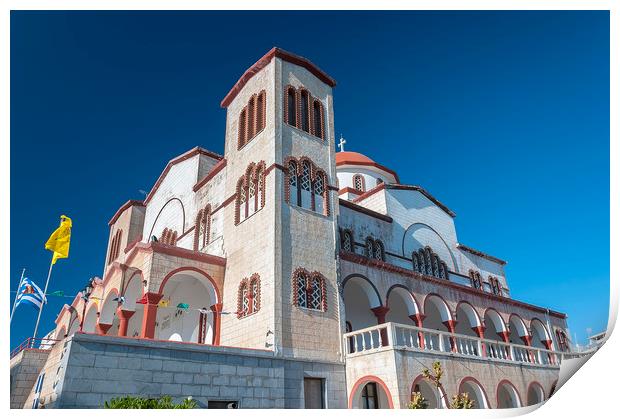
xmin=342 ymin=322 xmax=561 ymax=367
xmin=10 ymin=337 xmax=59 ymax=359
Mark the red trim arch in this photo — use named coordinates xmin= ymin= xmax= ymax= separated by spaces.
xmin=411 ymin=374 xmax=449 ymax=408
xmin=157 ymin=266 xmax=222 ymax=304
xmin=348 ymin=375 xmax=394 ymax=409
xmin=458 ymin=376 xmax=491 ymax=408
xmin=385 ymin=284 xmax=421 ymax=316
xmin=508 ymin=313 xmax=530 ymax=340
xmin=496 ymin=379 xmax=523 ymax=408
xmin=423 ymin=293 xmax=455 ymax=322
xmin=122 ymin=270 xmax=146 ymax=297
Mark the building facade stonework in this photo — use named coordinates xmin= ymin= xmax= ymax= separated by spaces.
xmin=10 ymin=47 xmax=569 ymax=409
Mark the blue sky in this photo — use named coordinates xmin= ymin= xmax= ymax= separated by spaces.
xmin=10 ymin=11 xmax=609 ymax=348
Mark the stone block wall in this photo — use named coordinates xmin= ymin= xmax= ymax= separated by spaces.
xmin=10 ymin=349 xmax=50 ymax=408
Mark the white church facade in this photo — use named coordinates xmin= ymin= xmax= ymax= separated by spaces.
xmin=11 ymin=47 xmax=570 ymax=409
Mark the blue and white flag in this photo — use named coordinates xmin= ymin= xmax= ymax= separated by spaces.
xmin=15 ymin=278 xmax=47 ymax=311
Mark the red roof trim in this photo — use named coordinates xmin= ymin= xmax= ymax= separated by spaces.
xmin=108 ymin=200 xmax=145 ymax=226
xmin=340 ymin=251 xmax=566 ymax=319
xmin=144 ymin=147 xmax=223 ymax=205
xmin=193 ymin=158 xmax=227 ymax=192
xmin=457 ymin=243 xmax=507 ymax=266
xmin=336 ymin=160 xmax=400 ymax=183
xmin=220 ymin=47 xmax=337 ymax=108
xmin=338 ymin=186 xmax=363 ymax=196
xmin=339 ymin=199 xmax=393 ymax=223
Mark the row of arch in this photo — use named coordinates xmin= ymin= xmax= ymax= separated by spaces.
xmin=349 ymin=375 xmax=556 ymax=409
xmin=237 ymin=90 xmax=266 ymax=149
xmin=54 ymin=266 xmax=222 ymax=346
xmin=343 ymin=275 xmax=560 ymax=352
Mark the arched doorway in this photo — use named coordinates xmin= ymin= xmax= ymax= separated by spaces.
xmin=423 ymin=294 xmax=454 ymax=351
xmin=411 ymin=375 xmax=448 ymax=409
xmin=459 ymin=378 xmax=490 ymax=409
xmin=527 ymin=382 xmax=545 ymax=405
xmin=349 ymin=376 xmax=393 ymax=409
xmin=155 ymin=268 xmax=219 ymax=344
xmin=496 ymin=380 xmax=521 ymax=408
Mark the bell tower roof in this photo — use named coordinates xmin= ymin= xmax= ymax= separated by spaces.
xmin=220 ymin=47 xmax=337 ymax=108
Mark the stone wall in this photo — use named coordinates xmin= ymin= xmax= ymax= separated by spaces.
xmin=52 ymin=333 xmax=347 ymax=408
xmin=10 ymin=349 xmax=50 ymax=408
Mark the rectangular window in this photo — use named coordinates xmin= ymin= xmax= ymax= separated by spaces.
xmin=304 ymin=377 xmax=325 ymax=409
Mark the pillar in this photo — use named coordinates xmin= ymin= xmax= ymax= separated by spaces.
xmin=498 ymin=330 xmax=512 ymax=360
xmin=95 ymin=322 xmax=113 ymax=335
xmin=371 ymin=306 xmax=390 ymax=346
xmin=117 ymin=308 xmax=135 ymax=337
xmin=442 ymin=320 xmax=457 ymax=352
xmin=140 ymin=292 xmax=163 ymax=339
xmin=541 ymin=339 xmax=555 ymax=364
xmin=472 ymin=325 xmax=486 ymax=357
xmin=409 ymin=313 xmax=426 ymax=349
xmin=210 ymin=303 xmax=223 ymax=346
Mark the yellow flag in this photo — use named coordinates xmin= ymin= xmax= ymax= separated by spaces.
xmin=45 ymin=215 xmax=72 ymax=265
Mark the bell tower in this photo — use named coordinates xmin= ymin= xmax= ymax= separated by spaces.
xmin=219 ymin=48 xmax=342 ymax=363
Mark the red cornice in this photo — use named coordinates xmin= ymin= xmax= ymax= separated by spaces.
xmin=126 ymin=241 xmax=227 ymax=267
xmin=193 ymin=158 xmax=227 ymax=192
xmin=339 ymin=251 xmax=567 ymax=319
xmin=353 ymin=183 xmax=456 ymax=218
xmin=108 ymin=200 xmax=145 ymax=226
xmin=338 ymin=199 xmax=393 ymax=223
xmin=338 ymin=187 xmax=363 ymax=196
xmin=336 ymin=160 xmax=400 ymax=183
xmin=144 ymin=147 xmax=223 ymax=205
xmin=220 ymin=47 xmax=337 ymax=108
xmin=457 ymin=243 xmax=507 ymax=266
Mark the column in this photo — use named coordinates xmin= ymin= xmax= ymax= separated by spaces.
xmin=371 ymin=306 xmax=390 ymax=346
xmin=472 ymin=325 xmax=486 ymax=357
xmin=541 ymin=339 xmax=555 ymax=364
xmin=140 ymin=292 xmax=163 ymax=339
xmin=409 ymin=313 xmax=426 ymax=349
xmin=520 ymin=334 xmax=534 ymax=362
xmin=95 ymin=322 xmax=112 ymax=335
xmin=117 ymin=308 xmax=135 ymax=337
xmin=442 ymin=320 xmax=457 ymax=352
xmin=210 ymin=303 xmax=223 ymax=346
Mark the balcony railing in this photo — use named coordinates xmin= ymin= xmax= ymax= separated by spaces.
xmin=342 ymin=322 xmax=561 ymax=367
xmin=10 ymin=337 xmax=59 ymax=359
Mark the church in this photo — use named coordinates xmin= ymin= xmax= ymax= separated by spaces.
xmin=10 ymin=47 xmax=570 ymax=409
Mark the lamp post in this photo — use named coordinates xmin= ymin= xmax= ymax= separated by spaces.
xmin=79 ymin=278 xmax=95 ymax=332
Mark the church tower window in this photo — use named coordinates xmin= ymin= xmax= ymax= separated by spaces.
xmin=286 ymin=86 xmax=297 ymax=127
xmin=160 ymin=228 xmax=178 ymax=246
xmin=283 ymin=86 xmax=325 ymax=141
xmin=237 ymin=274 xmax=261 ymax=318
xmin=285 ymin=157 xmax=330 ymax=216
xmin=235 ymin=162 xmax=266 ymax=225
xmin=412 ymin=246 xmax=448 ymax=279
xmin=293 ymin=268 xmax=327 ymax=311
xmin=299 ymin=89 xmax=310 ymax=133
xmin=468 ymin=270 xmax=483 ymax=290
xmin=365 ymin=237 xmax=385 ymax=261
xmin=237 ymin=90 xmax=267 ymax=150
xmin=312 ymin=100 xmax=324 ymax=140
xmin=300 ymin=160 xmax=313 ymax=209
xmin=353 ymin=174 xmax=365 ymax=192
xmin=194 ymin=205 xmax=212 ymax=251
xmin=108 ymin=229 xmax=122 ymax=264
xmin=287 ymin=160 xmax=299 ymax=206
xmin=489 ymin=276 xmax=502 ymax=296
xmin=340 ymin=229 xmax=353 ymax=252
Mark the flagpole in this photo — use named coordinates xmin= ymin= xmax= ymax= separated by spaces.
xmin=32 ymin=258 xmax=54 ymax=339
xmin=9 ymin=268 xmax=26 ymax=323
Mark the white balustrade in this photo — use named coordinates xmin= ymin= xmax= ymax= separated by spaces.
xmin=342 ymin=322 xmax=562 ymax=368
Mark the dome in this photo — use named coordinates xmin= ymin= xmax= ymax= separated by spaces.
xmin=335 ymin=151 xmax=400 ymax=183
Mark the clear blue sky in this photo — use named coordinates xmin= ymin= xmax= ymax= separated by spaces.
xmin=10 ymin=11 xmax=609 ymax=348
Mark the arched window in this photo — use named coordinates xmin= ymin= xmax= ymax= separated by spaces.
xmin=160 ymin=228 xmax=178 ymax=246
xmin=108 ymin=229 xmax=122 ymax=264
xmin=293 ymin=269 xmax=326 ymax=311
xmin=353 ymin=174 xmax=366 ymax=192
xmin=237 ymin=90 xmax=266 ymax=149
xmin=237 ymin=274 xmax=261 ymax=318
xmin=365 ymin=237 xmax=385 ymax=261
xmin=313 ymin=171 xmax=326 ymax=214
xmin=194 ymin=205 xmax=212 ymax=250
xmin=256 ymin=164 xmax=265 ymax=210
xmin=287 ymin=160 xmax=299 ymax=206
xmin=412 ymin=246 xmax=448 ymax=279
xmin=235 ymin=162 xmax=266 ymax=225
xmin=555 ymin=330 xmax=569 ymax=352
xmin=312 ymin=100 xmax=324 ymax=140
xmin=286 ymin=87 xmax=297 ymax=127
xmin=469 ymin=270 xmax=483 ymax=290
xmin=238 ymin=108 xmax=247 ymax=149
xmin=300 ymin=160 xmax=312 ymax=209
xmin=489 ymin=276 xmax=502 ymax=296
xmin=248 ymin=170 xmax=256 ymax=215
xmin=299 ymin=90 xmax=310 ymax=133
xmin=340 ymin=229 xmax=353 ymax=252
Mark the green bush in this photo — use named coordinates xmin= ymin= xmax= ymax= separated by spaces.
xmin=407 ymin=391 xmax=428 ymax=409
xmin=450 ymin=392 xmax=474 ymax=409
xmin=104 ymin=395 xmax=198 ymax=409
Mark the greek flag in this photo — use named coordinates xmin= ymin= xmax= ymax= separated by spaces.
xmin=16 ymin=278 xmax=47 ymax=311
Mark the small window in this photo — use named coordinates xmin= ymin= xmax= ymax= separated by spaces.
xmin=353 ymin=174 xmax=365 ymax=192
xmin=287 ymin=87 xmax=297 ymax=126
xmin=361 ymin=383 xmax=379 ymax=409
xmin=304 ymin=378 xmax=325 ymax=409
xmin=313 ymin=100 xmax=324 ymax=139
xmin=300 ymin=90 xmax=310 ymax=133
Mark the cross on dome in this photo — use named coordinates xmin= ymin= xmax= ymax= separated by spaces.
xmin=338 ymin=135 xmax=347 ymax=152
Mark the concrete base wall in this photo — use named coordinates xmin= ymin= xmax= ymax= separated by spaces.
xmin=53 ymin=333 xmax=347 ymax=408
xmin=10 ymin=349 xmax=50 ymax=408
